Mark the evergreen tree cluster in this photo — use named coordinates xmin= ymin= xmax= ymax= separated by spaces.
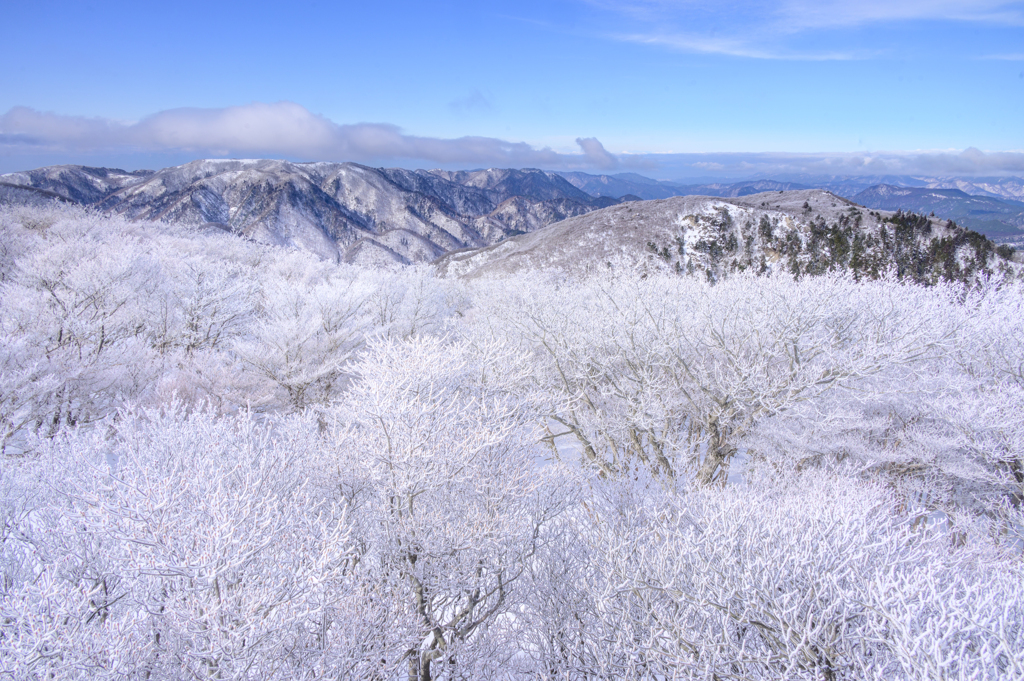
xmin=643 ymin=205 xmax=1019 ymax=286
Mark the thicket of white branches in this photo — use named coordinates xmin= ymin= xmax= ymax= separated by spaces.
xmin=1 ymin=205 xmax=1022 ymax=680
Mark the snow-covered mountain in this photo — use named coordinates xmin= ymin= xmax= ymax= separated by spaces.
xmin=1 ymin=165 xmax=155 ymax=204
xmin=0 ymin=182 xmax=75 ymax=208
xmin=6 ymin=162 xmax=1024 ymax=262
xmin=755 ymin=175 xmax=1024 ymax=203
xmin=0 ymin=160 xmax=619 ymax=266
xmin=559 ymin=172 xmax=1024 ymax=242
xmin=558 ymin=171 xmax=809 ymax=200
xmin=911 ymin=177 xmax=1024 ymax=202
xmin=851 ymin=184 xmax=1024 ymax=238
xmin=437 ymin=189 xmax=1020 ymax=283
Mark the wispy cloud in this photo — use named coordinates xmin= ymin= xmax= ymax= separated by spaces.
xmin=0 ymin=102 xmax=623 ymax=170
xmin=578 ymin=0 xmax=1024 ymax=59
xmin=617 ymin=32 xmax=860 ymax=61
xmin=776 ymin=0 xmax=1024 ymax=30
xmin=589 ymin=0 xmax=1024 ymax=28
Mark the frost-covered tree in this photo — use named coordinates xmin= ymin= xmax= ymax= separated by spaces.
xmin=470 ymin=270 xmax=963 ymax=485
xmin=0 ymin=209 xmax=165 ymax=449
xmin=234 ymin=277 xmax=368 ymax=412
xmin=0 ymin=406 xmax=364 ymax=680
xmin=328 ymin=337 xmax=566 ymax=680
xmin=574 ymin=472 xmax=1024 ymax=680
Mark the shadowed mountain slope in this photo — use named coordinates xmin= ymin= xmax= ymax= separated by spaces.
xmin=0 ymin=161 xmax=623 ymax=266
xmin=851 ymin=184 xmax=1024 ymax=240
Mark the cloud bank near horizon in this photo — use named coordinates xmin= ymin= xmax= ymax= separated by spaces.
xmin=0 ymin=102 xmax=627 ymax=172
xmin=2 ymin=102 xmax=1023 ymax=180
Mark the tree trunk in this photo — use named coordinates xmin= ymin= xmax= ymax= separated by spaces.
xmin=696 ymin=424 xmax=735 ymax=487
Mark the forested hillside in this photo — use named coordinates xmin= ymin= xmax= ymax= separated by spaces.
xmin=440 ymin=189 xmax=1020 ymax=283
xmin=1 ymin=204 xmax=1022 ymax=680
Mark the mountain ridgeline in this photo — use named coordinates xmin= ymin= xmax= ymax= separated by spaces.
xmin=1 ymin=161 xmax=1020 ymax=282
xmin=438 ymin=190 xmax=1021 ymax=285
xmin=0 ymin=161 xmax=622 ymax=267
xmin=850 ymin=184 xmax=1024 ymax=240
xmin=560 ymin=172 xmax=1024 ymax=241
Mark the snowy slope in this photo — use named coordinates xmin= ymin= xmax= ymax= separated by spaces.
xmin=437 ymin=189 xmax=1020 ymax=282
xmin=1 ymin=161 xmax=617 ymax=265
xmin=0 ymin=165 xmax=154 ymax=204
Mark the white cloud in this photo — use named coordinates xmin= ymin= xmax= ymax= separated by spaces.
xmin=575 ymin=137 xmax=619 ymax=169
xmin=590 ymin=0 xmax=1024 ymax=27
xmin=0 ymin=102 xmax=621 ymax=170
xmin=4 ymin=104 xmax=1020 ymax=179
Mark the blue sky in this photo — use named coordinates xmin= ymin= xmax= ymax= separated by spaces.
xmin=1 ymin=0 xmax=1023 ymax=178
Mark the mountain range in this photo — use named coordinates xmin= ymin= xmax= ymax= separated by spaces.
xmin=0 ymin=161 xmax=624 ymax=266
xmin=2 ymin=162 xmax=1023 ymax=263
xmin=559 ymin=172 xmax=809 ymax=200
xmin=559 ymin=171 xmax=1024 ymax=202
xmin=557 ymin=172 xmax=1024 ymax=242
xmin=849 ymin=185 xmax=1024 ymax=239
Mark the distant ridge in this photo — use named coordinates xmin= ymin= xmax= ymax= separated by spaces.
xmin=558 ymin=171 xmax=808 ymax=200
xmin=851 ymin=184 xmax=1024 ymax=239
xmin=0 ymin=161 xmax=629 ymax=266
xmin=0 ymin=181 xmax=76 ymax=207
xmin=557 ymin=171 xmax=1024 ymax=243
xmin=4 ymin=162 xmax=1023 ymax=262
